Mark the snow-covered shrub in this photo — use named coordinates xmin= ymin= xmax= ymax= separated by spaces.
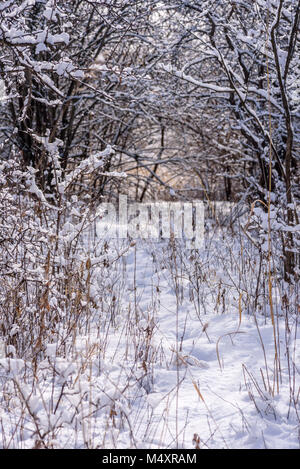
xmin=0 ymin=147 xmax=122 ymax=360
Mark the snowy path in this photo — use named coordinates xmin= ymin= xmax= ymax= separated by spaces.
xmin=118 ymin=243 xmax=300 ymax=449
xmin=0 ymin=238 xmax=298 ymax=449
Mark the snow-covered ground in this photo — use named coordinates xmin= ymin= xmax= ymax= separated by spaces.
xmin=0 ymin=230 xmax=299 ymax=449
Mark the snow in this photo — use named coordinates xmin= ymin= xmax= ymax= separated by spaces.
xmin=0 ymin=231 xmax=298 ymax=449
xmin=0 ymin=0 xmax=299 ymax=449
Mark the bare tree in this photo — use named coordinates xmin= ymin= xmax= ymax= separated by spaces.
xmin=156 ymin=0 xmax=300 ymax=276
xmin=0 ymin=0 xmax=162 ymax=198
